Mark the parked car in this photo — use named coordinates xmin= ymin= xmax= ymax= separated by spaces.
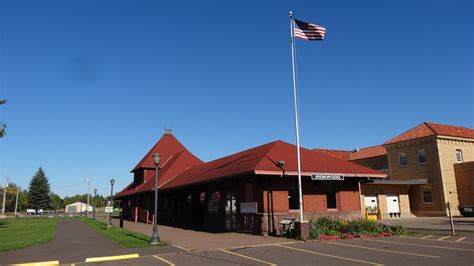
xmin=26 ymin=209 xmax=36 ymax=215
xmin=459 ymin=205 xmax=474 ymax=217
xmin=37 ymin=209 xmax=47 ymax=215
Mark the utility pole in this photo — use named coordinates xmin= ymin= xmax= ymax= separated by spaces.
xmin=2 ymin=177 xmax=9 ymax=215
xmin=86 ymin=177 xmax=90 ymax=217
xmin=14 ymin=186 xmax=19 ymax=217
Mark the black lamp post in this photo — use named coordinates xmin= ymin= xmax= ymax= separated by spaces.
xmin=150 ymin=153 xmax=161 ymax=244
xmin=108 ymin=178 xmax=115 ymax=229
xmin=93 ymin=188 xmax=97 ymax=219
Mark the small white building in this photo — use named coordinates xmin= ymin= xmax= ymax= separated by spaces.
xmin=65 ymin=202 xmax=93 ymax=213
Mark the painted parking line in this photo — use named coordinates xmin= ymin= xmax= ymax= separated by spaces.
xmin=324 ymin=241 xmax=440 ymax=259
xmin=274 ymin=244 xmax=382 ymax=265
xmin=218 ymin=249 xmax=277 ymax=266
xmin=437 ymin=236 xmax=450 ymax=241
xmin=171 ymin=244 xmax=191 ymax=251
xmin=152 ymin=255 xmax=176 ymax=266
xmin=401 ymin=235 xmax=474 ymax=244
xmin=421 ymin=235 xmax=434 ymax=239
xmin=84 ymin=253 xmax=139 ymax=262
xmin=10 ymin=261 xmax=60 ymax=266
xmin=366 ymin=239 xmax=474 ymax=252
xmin=216 ymin=241 xmax=300 ymax=251
xmin=456 ymin=237 xmax=467 ymax=243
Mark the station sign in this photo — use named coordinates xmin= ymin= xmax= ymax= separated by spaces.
xmin=105 ymin=206 xmax=113 ymax=213
xmin=311 ymin=173 xmax=344 ymax=181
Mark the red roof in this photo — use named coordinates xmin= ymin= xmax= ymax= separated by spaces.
xmin=349 ymin=145 xmax=387 ymax=160
xmin=385 ymin=122 xmax=474 ymax=145
xmin=313 ymin=149 xmax=350 ymax=160
xmin=161 ymin=140 xmax=387 ymax=191
xmin=116 ymin=134 xmax=203 ymax=198
xmin=314 ymin=145 xmax=387 ymax=161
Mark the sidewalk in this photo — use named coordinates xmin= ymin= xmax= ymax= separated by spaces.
xmin=390 ymin=217 xmax=474 ymax=232
xmin=100 ymin=216 xmax=296 ymax=251
xmin=0 ymin=217 xmax=178 ymax=264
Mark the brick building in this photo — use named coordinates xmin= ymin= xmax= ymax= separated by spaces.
xmin=116 ymin=132 xmax=386 ymax=235
xmin=316 ymin=122 xmax=474 ymax=217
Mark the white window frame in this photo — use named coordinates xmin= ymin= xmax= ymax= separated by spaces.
xmin=455 ymin=149 xmax=463 ymax=163
xmin=422 ymin=187 xmax=433 ymax=204
xmin=417 ymin=150 xmax=428 ymax=164
xmin=399 ymin=153 xmax=408 ymax=167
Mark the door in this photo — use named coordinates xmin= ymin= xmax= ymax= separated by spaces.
xmin=364 ymin=195 xmax=378 ymax=214
xmin=386 ymin=194 xmax=400 ymax=213
xmin=67 ymin=206 xmax=77 ymax=213
xmin=225 ymin=195 xmax=237 ymax=231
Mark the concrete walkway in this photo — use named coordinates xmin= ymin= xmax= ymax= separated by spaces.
xmin=102 ymin=217 xmax=296 ymax=251
xmin=390 ymin=217 xmax=474 ymax=231
xmin=0 ymin=218 xmax=179 ymax=265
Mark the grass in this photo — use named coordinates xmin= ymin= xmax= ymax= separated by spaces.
xmin=0 ymin=217 xmax=57 ymax=252
xmin=78 ymin=217 xmax=169 ymax=248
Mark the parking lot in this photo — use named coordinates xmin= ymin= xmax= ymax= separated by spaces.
xmin=77 ymin=235 xmax=473 ymax=266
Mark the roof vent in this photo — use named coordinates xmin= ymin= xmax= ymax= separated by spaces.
xmin=163 ymin=127 xmax=173 ymax=136
xmin=276 ymin=160 xmax=285 ymax=168
xmin=352 ymin=147 xmax=360 ymax=152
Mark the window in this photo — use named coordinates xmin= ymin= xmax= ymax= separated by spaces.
xmin=456 ymin=149 xmax=463 ymax=163
xmin=325 ymin=182 xmax=337 ymax=209
xmin=417 ymin=150 xmax=427 ymax=164
xmin=399 ymin=153 xmax=408 ymax=166
xmin=288 ymin=190 xmax=299 ymax=210
xmin=422 ymin=188 xmax=433 ymax=203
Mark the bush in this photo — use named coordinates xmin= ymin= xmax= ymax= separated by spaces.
xmin=309 ymin=216 xmax=405 ymax=240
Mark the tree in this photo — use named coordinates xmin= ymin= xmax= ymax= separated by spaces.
xmin=27 ymin=167 xmax=52 ymax=210
xmin=0 ymin=99 xmax=6 ymax=138
xmin=50 ymin=193 xmax=63 ymax=210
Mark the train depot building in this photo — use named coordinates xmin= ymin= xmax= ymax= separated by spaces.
xmin=116 ymin=132 xmax=386 ymax=235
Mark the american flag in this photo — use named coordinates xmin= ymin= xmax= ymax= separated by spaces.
xmin=293 ymin=19 xmax=326 ymax=41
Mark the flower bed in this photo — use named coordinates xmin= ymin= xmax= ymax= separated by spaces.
xmin=309 ymin=216 xmax=405 ymax=240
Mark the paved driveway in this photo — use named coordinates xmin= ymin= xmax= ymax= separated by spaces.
xmin=0 ymin=218 xmax=180 ymax=265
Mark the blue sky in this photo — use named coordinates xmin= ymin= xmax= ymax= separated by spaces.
xmin=0 ymin=0 xmax=472 ymax=197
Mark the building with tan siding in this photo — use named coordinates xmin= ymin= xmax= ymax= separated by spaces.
xmin=316 ymin=122 xmax=474 ymax=218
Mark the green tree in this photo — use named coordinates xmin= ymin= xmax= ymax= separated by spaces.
xmin=50 ymin=193 xmax=63 ymax=210
xmin=27 ymin=167 xmax=52 ymax=210
xmin=1 ymin=183 xmax=29 ymax=212
xmin=0 ymin=99 xmax=6 ymax=138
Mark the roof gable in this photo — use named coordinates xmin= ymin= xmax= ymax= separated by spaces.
xmin=385 ymin=122 xmax=474 ymax=145
xmin=131 ymin=134 xmax=201 ymax=172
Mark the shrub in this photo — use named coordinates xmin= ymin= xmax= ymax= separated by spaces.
xmin=309 ymin=216 xmax=405 ymax=240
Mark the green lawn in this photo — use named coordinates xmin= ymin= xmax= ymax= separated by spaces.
xmin=0 ymin=217 xmax=57 ymax=252
xmin=78 ymin=217 xmax=169 ymax=248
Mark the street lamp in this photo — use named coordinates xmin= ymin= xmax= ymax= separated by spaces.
xmin=150 ymin=153 xmax=161 ymax=244
xmin=108 ymin=178 xmax=115 ymax=229
xmin=93 ymin=188 xmax=97 ymax=219
xmin=86 ymin=177 xmax=90 ymax=217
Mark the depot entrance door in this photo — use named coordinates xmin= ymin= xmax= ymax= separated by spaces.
xmin=225 ymin=195 xmax=237 ymax=231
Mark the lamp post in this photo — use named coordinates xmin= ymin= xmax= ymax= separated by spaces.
xmin=86 ymin=177 xmax=90 ymax=217
xmin=108 ymin=178 xmax=115 ymax=229
xmin=93 ymin=188 xmax=97 ymax=219
xmin=150 ymin=153 xmax=161 ymax=244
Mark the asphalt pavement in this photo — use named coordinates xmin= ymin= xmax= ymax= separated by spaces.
xmin=0 ymin=218 xmax=180 ymax=265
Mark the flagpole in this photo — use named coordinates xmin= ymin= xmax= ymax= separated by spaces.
xmin=289 ymin=11 xmax=304 ymax=222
